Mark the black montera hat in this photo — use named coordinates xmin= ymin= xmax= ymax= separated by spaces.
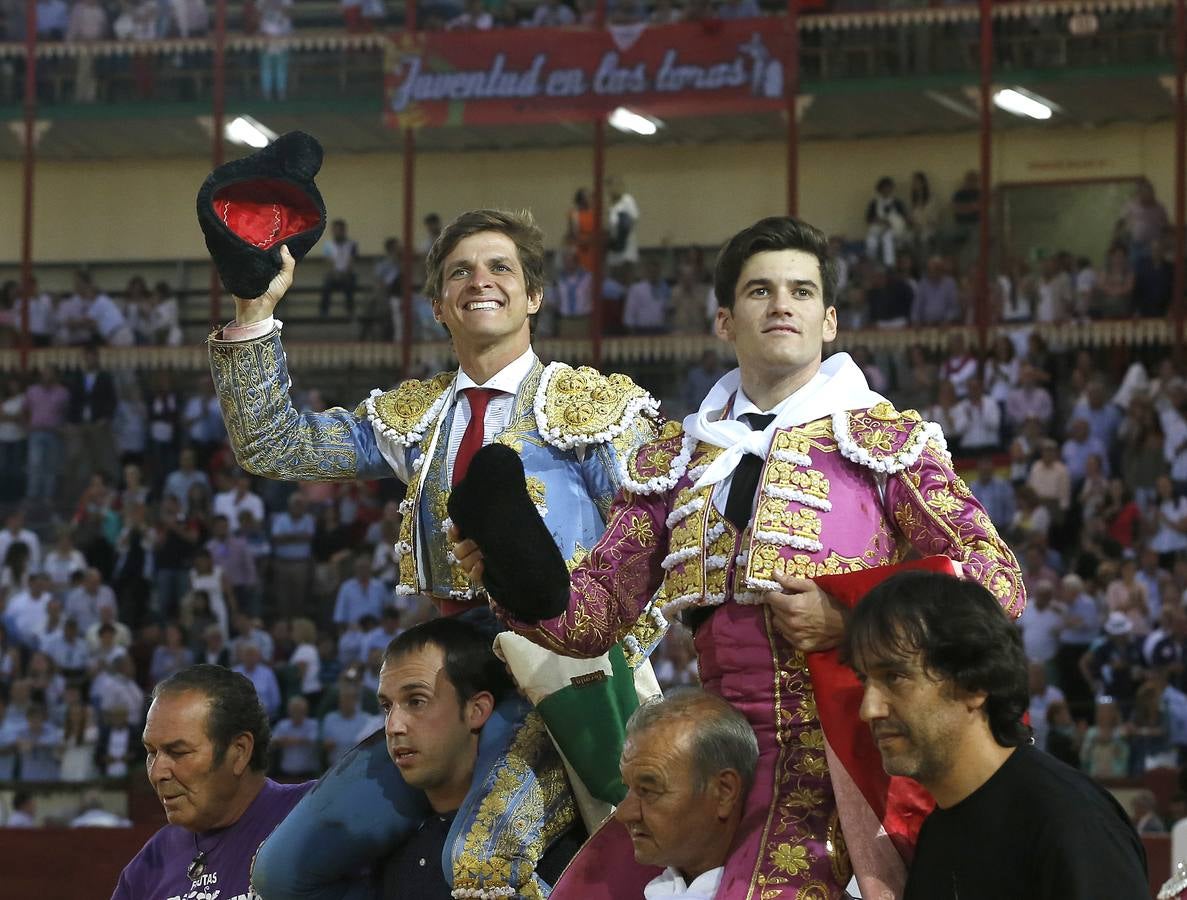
xmin=196 ymin=130 xmax=327 ymax=301
xmin=447 ymin=444 xmax=571 ymax=622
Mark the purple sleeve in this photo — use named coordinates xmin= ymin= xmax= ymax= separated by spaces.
xmin=886 ymin=441 xmax=1026 ymax=618
xmin=110 ymin=867 xmax=134 ymax=900
xmin=497 ymin=489 xmax=670 ymax=657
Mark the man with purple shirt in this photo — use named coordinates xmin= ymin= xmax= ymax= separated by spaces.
xmin=208 ymin=514 xmax=261 ymax=618
xmin=25 ymin=365 xmax=70 ymax=504
xmin=111 ymin=665 xmax=311 ymax=900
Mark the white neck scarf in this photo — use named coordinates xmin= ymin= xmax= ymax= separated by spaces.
xmin=684 ymin=352 xmax=886 ymax=490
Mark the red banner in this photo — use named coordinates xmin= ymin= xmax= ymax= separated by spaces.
xmin=384 ymin=19 xmax=791 ymax=129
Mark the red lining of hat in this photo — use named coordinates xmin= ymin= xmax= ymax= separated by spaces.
xmin=213 ymin=179 xmax=321 ymax=251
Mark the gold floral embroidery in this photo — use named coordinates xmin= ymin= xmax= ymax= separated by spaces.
xmin=209 ymin=331 xmax=358 ymax=480
xmin=370 ymin=372 xmax=455 ymax=437
xmin=925 ymin=488 xmax=964 ymax=517
xmin=525 ymin=476 xmax=547 ymax=509
xmin=844 ymin=405 xmax=933 ymax=468
xmin=492 ymin=363 xmax=547 ymax=455
xmin=541 ymin=365 xmax=652 ymax=441
xmin=624 ymin=514 xmax=656 ymax=545
xmin=626 ymin=426 xmax=684 ymax=486
xmin=865 ymin=400 xmax=903 ymax=422
xmin=451 ymin=712 xmax=575 ymax=897
xmin=771 ymin=431 xmax=813 ymax=457
xmin=771 ymin=844 xmax=811 ymax=876
xmin=622 ymin=601 xmax=668 ymax=668
xmin=892 ymin=443 xmax=1025 ymax=617
xmin=749 ymin=607 xmax=847 ymax=900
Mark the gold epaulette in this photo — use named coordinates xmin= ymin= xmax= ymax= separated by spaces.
xmin=619 ymin=420 xmax=691 ymax=495
xmin=362 ymin=372 xmax=456 ymax=447
xmin=833 ymin=401 xmax=948 ymax=475
xmin=534 ymin=362 xmax=660 ymax=451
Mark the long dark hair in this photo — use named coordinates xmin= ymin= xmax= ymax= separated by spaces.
xmin=843 ymin=571 xmax=1030 ymax=747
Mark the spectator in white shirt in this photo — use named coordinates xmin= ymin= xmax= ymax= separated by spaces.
xmin=43 ymin=530 xmax=86 ymax=600
xmin=447 ymin=0 xmax=492 ymax=28
xmin=82 ymin=278 xmax=134 ymax=346
xmin=524 ymin=0 xmax=575 ymax=26
xmin=43 ymin=617 xmax=90 ymax=677
xmin=6 ymin=573 xmax=55 ymax=649
xmin=213 ymin=472 xmax=266 ymax=533
xmin=66 ymin=0 xmax=107 ymax=103
xmin=606 ymin=176 xmax=640 ymax=268
xmin=87 ymin=616 xmax=133 ymax=674
xmin=259 ymin=0 xmax=293 ymax=100
xmin=0 ymin=509 xmax=42 ymax=573
xmin=12 ymin=277 xmax=56 ymax=347
xmin=64 ymin=568 xmax=116 ymax=632
xmin=90 ymin=653 xmax=145 ymax=720
xmin=321 ymin=218 xmax=359 ymax=317
xmin=953 ymin=377 xmax=1002 ymax=454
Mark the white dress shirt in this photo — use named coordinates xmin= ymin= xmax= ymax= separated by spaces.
xmin=644 ymin=866 xmax=723 ymax=899
xmin=446 ymin=347 xmax=537 ymax=483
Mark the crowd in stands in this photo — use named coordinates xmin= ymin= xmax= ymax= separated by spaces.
xmin=0 ymin=0 xmax=776 ymax=45
xmin=0 ymin=345 xmax=700 ymax=806
xmin=0 ymin=173 xmax=1169 ymax=347
xmin=0 ymin=171 xmax=1182 ymax=834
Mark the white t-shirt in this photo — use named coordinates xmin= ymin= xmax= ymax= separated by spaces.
xmin=644 ymin=866 xmax=723 ymax=899
xmin=213 ymin=490 xmax=266 ymax=533
xmin=1151 ymin=497 xmax=1187 ymax=554
xmin=0 ymin=393 xmax=26 ymax=442
xmin=607 ymin=194 xmax=640 ymax=267
xmin=291 ymin=643 xmax=321 ymax=694
xmin=1019 ymin=603 xmax=1065 ymax=664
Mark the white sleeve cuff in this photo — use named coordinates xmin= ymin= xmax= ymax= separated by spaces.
xmin=219 ymin=317 xmax=280 ymax=342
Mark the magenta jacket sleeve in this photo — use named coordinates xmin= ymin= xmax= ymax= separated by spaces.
xmin=885 ymin=441 xmax=1026 ymax=618
xmin=496 ymin=488 xmax=671 ymax=658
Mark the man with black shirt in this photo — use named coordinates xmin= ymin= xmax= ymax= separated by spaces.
xmin=373 ymin=617 xmax=581 ymax=897
xmin=847 ymin=571 xmax=1147 ymax=900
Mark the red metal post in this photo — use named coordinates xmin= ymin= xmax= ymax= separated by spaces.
xmin=1175 ymin=0 xmax=1186 ymax=344
xmin=209 ymin=0 xmax=228 ymax=327
xmin=589 ymin=0 xmax=607 ymax=368
xmin=19 ymin=0 xmax=38 ymax=373
xmin=976 ymin=0 xmax=993 ymax=350
xmin=785 ymin=0 xmax=799 ymax=216
xmin=401 ymin=128 xmax=415 ymax=376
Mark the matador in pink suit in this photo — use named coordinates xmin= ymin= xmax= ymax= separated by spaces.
xmin=453 ymin=216 xmax=1025 ymax=900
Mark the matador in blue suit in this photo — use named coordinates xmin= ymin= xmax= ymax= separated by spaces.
xmin=207 ymin=209 xmax=665 ymax=898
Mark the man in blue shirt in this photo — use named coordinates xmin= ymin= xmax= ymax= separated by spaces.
xmin=233 ymin=643 xmax=282 ymax=721
xmin=333 ymin=554 xmax=388 ymax=628
xmin=273 ymin=696 xmax=322 ymax=778
xmin=269 ymin=493 xmax=316 ymax=622
xmin=969 ymin=456 xmax=1016 ymax=533
xmin=321 ymin=680 xmax=366 ymax=766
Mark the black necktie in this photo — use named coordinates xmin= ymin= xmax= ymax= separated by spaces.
xmin=723 ymin=413 xmax=775 ymax=532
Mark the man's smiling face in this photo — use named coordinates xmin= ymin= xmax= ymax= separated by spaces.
xmin=432 ymin=230 xmax=540 ymax=352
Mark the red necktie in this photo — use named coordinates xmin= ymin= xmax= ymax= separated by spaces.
xmin=452 ymin=387 xmax=499 ymax=486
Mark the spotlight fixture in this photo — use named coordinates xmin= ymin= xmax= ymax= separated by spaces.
xmin=992 ymin=88 xmax=1054 ymax=121
xmin=608 ymin=107 xmax=663 ymax=137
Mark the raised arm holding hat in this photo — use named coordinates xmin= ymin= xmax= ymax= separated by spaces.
xmin=199 ymin=145 xmax=664 ymax=898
